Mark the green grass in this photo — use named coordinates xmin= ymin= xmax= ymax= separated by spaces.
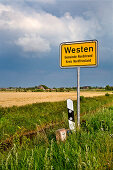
xmin=0 ymin=95 xmax=113 ymax=141
xmin=0 ymin=94 xmax=113 ymax=170
xmin=0 ymin=106 xmax=113 ymax=169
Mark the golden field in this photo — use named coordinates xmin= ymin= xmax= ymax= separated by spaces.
xmin=0 ymin=91 xmax=111 ymax=107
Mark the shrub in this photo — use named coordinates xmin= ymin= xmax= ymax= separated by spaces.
xmin=80 ymin=96 xmax=85 ymax=102
xmin=105 ymin=93 xmax=109 ymax=96
xmin=34 ymin=89 xmax=44 ymax=92
xmin=59 ymin=88 xmax=64 ymax=92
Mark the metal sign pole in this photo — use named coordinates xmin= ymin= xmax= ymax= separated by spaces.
xmin=77 ymin=67 xmax=80 ymax=128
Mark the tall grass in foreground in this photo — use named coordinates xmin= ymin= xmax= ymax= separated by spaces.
xmin=0 ymin=107 xmax=113 ymax=169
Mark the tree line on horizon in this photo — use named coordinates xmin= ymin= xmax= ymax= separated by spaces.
xmin=0 ymin=85 xmax=113 ymax=92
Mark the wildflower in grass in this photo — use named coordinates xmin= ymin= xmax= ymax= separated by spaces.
xmin=110 ymin=134 xmax=113 ymax=137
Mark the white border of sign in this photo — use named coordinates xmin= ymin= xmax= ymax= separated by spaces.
xmin=59 ymin=40 xmax=99 ymax=68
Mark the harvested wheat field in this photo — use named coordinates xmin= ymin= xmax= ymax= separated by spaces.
xmin=0 ymin=91 xmax=111 ymax=107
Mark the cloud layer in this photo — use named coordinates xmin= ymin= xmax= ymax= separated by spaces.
xmin=0 ymin=0 xmax=113 ymax=88
xmin=26 ymin=0 xmax=55 ymax=3
xmin=0 ymin=3 xmax=102 ymax=55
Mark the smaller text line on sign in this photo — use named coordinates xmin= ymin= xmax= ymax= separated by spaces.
xmin=60 ymin=40 xmax=98 ymax=68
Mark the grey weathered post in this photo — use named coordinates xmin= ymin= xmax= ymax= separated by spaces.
xmin=77 ymin=67 xmax=80 ymax=127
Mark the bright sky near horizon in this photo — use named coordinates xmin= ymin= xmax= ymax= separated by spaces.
xmin=0 ymin=0 xmax=113 ymax=88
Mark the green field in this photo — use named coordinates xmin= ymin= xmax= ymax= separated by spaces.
xmin=0 ymin=95 xmax=113 ymax=169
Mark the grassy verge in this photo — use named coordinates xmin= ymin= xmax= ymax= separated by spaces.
xmin=0 ymin=95 xmax=113 ymax=142
xmin=0 ymin=106 xmax=113 ymax=169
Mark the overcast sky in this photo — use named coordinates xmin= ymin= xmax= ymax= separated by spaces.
xmin=0 ymin=0 xmax=113 ymax=88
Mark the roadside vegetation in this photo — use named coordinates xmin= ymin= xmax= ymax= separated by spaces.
xmin=0 ymin=95 xmax=113 ymax=141
xmin=0 ymin=94 xmax=113 ymax=169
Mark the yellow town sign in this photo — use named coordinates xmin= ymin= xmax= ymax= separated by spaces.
xmin=60 ymin=40 xmax=98 ymax=68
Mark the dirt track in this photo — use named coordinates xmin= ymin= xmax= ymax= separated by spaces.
xmin=0 ymin=91 xmax=111 ymax=107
